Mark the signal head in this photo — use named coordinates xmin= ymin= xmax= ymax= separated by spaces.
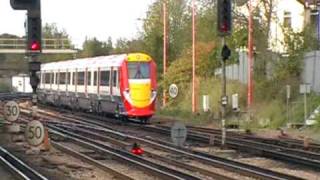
xmin=217 ymin=0 xmax=232 ymax=36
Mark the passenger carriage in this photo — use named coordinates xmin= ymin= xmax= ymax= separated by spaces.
xmin=38 ymin=53 xmax=157 ymax=122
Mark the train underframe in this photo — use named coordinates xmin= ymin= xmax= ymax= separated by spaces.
xmin=37 ymin=90 xmax=152 ymax=123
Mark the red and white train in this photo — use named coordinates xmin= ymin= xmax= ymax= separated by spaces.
xmin=38 ymin=53 xmax=157 ymax=122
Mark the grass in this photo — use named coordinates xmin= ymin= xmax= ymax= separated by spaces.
xmin=157 ymin=77 xmax=246 ymax=127
xmin=0 ymin=82 xmax=11 ymax=93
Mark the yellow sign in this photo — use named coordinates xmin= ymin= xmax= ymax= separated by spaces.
xmin=127 ymin=53 xmax=152 ymax=62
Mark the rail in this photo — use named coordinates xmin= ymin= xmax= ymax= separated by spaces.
xmin=0 ymin=146 xmax=47 ymax=180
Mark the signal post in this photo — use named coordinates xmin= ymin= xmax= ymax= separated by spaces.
xmin=217 ymin=0 xmax=232 ymax=147
xmin=11 ymin=0 xmax=47 ymax=150
xmin=11 ymin=0 xmax=42 ymax=117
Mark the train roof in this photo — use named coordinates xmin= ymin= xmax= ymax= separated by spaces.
xmin=41 ymin=54 xmax=127 ymax=71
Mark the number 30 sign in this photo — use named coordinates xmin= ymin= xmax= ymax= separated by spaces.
xmin=4 ymin=101 xmax=20 ymax=122
xmin=25 ymin=120 xmax=45 ymax=146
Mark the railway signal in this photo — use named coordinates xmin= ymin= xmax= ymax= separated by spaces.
xmin=26 ymin=16 xmax=42 ymax=53
xmin=10 ymin=0 xmax=38 ymax=10
xmin=11 ymin=0 xmax=42 ymax=54
xmin=131 ymin=143 xmax=144 ymax=155
xmin=11 ymin=1 xmax=42 ymax=135
xmin=217 ymin=0 xmax=232 ymax=36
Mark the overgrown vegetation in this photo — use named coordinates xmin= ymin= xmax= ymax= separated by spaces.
xmin=0 ymin=82 xmax=11 ymax=93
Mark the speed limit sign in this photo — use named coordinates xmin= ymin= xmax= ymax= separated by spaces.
xmin=169 ymin=84 xmax=179 ymax=98
xmin=25 ymin=120 xmax=45 ymax=146
xmin=4 ymin=101 xmax=20 ymax=122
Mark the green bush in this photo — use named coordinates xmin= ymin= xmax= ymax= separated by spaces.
xmin=0 ymin=82 xmax=11 ymax=93
xmin=158 ymin=76 xmax=246 ymax=125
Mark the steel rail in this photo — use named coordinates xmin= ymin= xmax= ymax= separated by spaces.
xmin=149 ymin=126 xmax=320 ymax=170
xmin=186 ymin=126 xmax=320 ymax=152
xmin=0 ymin=146 xmax=47 ymax=180
xmin=22 ymin=106 xmax=306 ymax=179
xmin=51 ymin=141 xmax=134 ymax=180
xmin=48 ymin=125 xmax=201 ymax=180
xmin=50 ymin=120 xmax=303 ymax=180
xmin=52 ymin=123 xmax=237 ymax=180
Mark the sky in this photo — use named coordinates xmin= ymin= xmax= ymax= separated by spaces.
xmin=0 ymin=0 xmax=154 ymax=48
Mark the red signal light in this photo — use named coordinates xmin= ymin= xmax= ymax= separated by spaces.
xmin=30 ymin=41 xmax=40 ymax=51
xmin=131 ymin=143 xmax=144 ymax=155
xmin=221 ymin=22 xmax=229 ymax=32
xmin=131 ymin=147 xmax=144 ymax=155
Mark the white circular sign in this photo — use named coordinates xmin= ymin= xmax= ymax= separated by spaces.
xmin=169 ymin=84 xmax=179 ymax=98
xmin=171 ymin=122 xmax=187 ymax=147
xmin=4 ymin=101 xmax=20 ymax=122
xmin=25 ymin=120 xmax=45 ymax=146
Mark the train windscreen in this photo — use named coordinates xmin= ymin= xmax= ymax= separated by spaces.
xmin=128 ymin=62 xmax=150 ymax=79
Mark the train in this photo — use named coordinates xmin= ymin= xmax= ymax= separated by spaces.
xmin=38 ymin=53 xmax=157 ymax=123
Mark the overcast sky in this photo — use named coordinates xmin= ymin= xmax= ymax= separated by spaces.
xmin=0 ymin=0 xmax=154 ymax=48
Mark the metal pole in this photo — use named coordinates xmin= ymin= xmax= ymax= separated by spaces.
xmin=221 ymin=38 xmax=226 ymax=147
xmin=247 ymin=0 xmax=254 ymax=111
xmin=30 ymin=55 xmax=39 ymax=119
xmin=192 ymin=0 xmax=197 ymax=113
xmin=163 ymin=1 xmax=168 ymax=107
xmin=304 ymin=88 xmax=307 ymax=125
xmin=286 ymin=85 xmax=290 ymax=123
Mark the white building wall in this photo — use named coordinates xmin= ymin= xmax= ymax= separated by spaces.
xmin=269 ymin=0 xmax=305 ymax=53
xmin=12 ymin=75 xmax=33 ymax=93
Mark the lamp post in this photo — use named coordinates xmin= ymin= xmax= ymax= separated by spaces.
xmin=163 ymin=1 xmax=168 ymax=107
xmin=247 ymin=0 xmax=254 ymax=115
xmin=192 ymin=0 xmax=197 ymax=113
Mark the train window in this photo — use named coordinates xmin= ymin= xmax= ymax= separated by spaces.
xmin=86 ymin=71 xmax=91 ymax=86
xmin=101 ymin=71 xmax=110 ymax=86
xmin=113 ymin=70 xmax=117 ymax=87
xmin=128 ymin=62 xmax=150 ymax=79
xmin=45 ymin=73 xmax=50 ymax=84
xmin=59 ymin=72 xmax=66 ymax=85
xmin=94 ymin=71 xmax=98 ymax=86
xmin=77 ymin=72 xmax=85 ymax=85
xmin=73 ymin=72 xmax=77 ymax=85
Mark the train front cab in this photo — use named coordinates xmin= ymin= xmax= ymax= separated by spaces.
xmin=120 ymin=53 xmax=157 ymax=122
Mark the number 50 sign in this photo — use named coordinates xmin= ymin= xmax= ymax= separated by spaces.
xmin=25 ymin=120 xmax=45 ymax=146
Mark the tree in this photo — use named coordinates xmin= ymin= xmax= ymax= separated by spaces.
xmin=80 ymin=37 xmax=113 ymax=58
xmin=40 ymin=23 xmax=74 ymax=62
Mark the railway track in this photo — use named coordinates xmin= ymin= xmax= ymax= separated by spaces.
xmin=20 ymin=107 xmax=307 ymax=180
xmin=0 ymin=145 xmax=47 ymax=180
xmin=51 ymin=122 xmax=304 ymax=180
xmin=0 ymin=93 xmax=31 ymax=101
xmin=186 ymin=126 xmax=320 ymax=153
xmin=149 ymin=125 xmax=320 ymax=170
xmin=52 ymin=109 xmax=320 ymax=170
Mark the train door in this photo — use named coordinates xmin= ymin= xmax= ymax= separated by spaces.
xmin=111 ymin=68 xmax=119 ymax=98
xmin=74 ymin=69 xmax=78 ymax=96
xmin=50 ymin=71 xmax=53 ymax=91
xmin=41 ymin=71 xmax=45 ymax=90
xmin=66 ymin=69 xmax=69 ymax=95
xmin=96 ymin=68 xmax=101 ymax=98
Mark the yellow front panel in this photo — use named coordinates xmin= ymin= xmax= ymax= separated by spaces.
xmin=129 ymin=82 xmax=151 ymax=108
xmin=127 ymin=53 xmax=152 ymax=62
